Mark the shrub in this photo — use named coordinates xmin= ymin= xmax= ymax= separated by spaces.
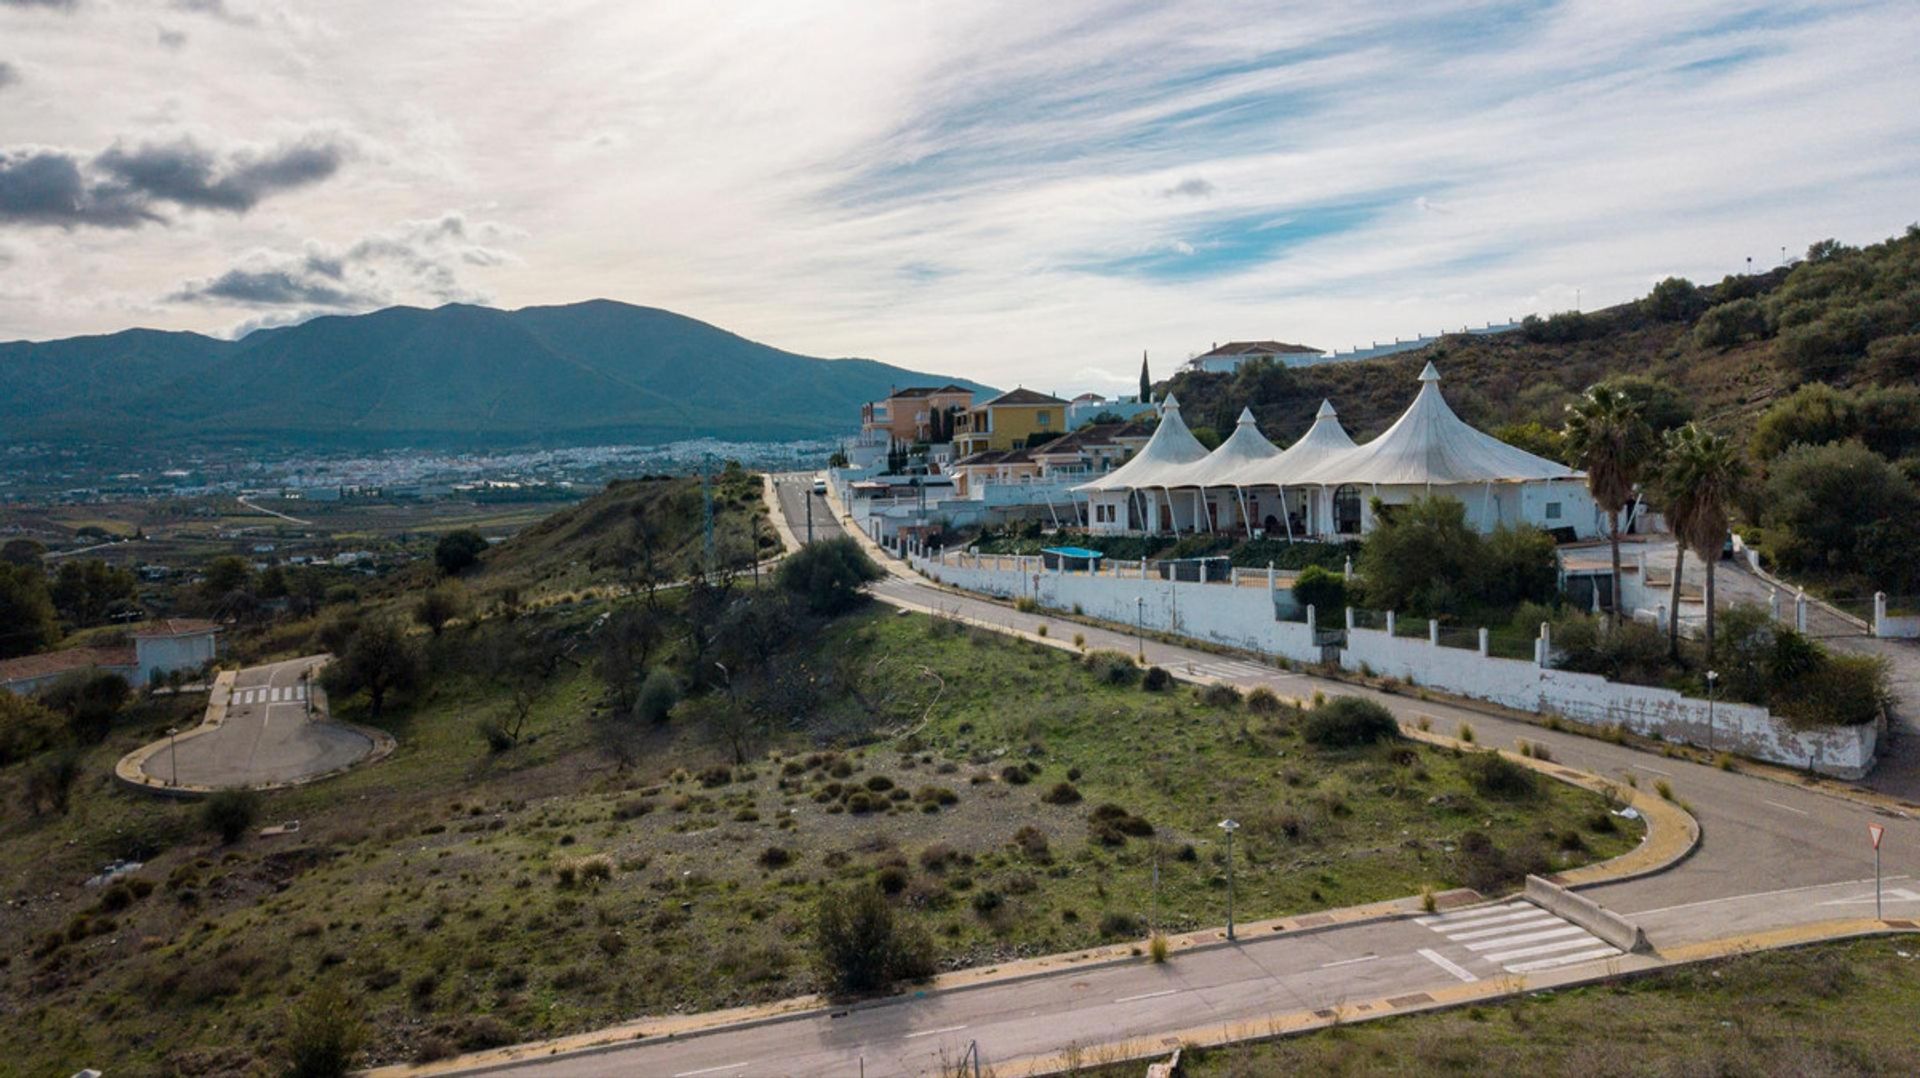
xmin=875 ymin=865 xmax=909 ymax=894
xmin=1291 ymin=564 xmax=1346 ymax=614
xmin=284 ymin=979 xmax=366 ymax=1078
xmin=864 ymin=774 xmax=895 ymax=792
xmin=1013 ymin=596 xmax=1040 ymax=613
xmin=1201 ymin=683 xmax=1242 ymax=709
xmin=1141 ymin=666 xmax=1172 ymax=692
xmin=913 ymin=785 xmax=958 ymax=807
xmin=1148 ymin=934 xmax=1170 ymax=963
xmin=1040 ymin=781 xmax=1082 ymax=805
xmin=433 ymin=529 xmax=489 ymax=576
xmin=1246 ymin=686 xmax=1283 ymax=715
xmin=576 ymin=855 xmax=614 ymax=882
xmin=1088 ymin=803 xmax=1153 ymax=844
xmin=1082 ymin=650 xmax=1141 ymax=686
xmin=776 ymin=537 xmax=884 ymax=616
xmin=202 ymin=789 xmax=261 ymax=844
xmin=1011 ymin=825 xmax=1051 ymax=862
xmin=1098 ymin=911 xmax=1141 ymax=938
xmin=1302 ymin=697 xmax=1400 ymax=748
xmin=813 ymin=884 xmax=934 ymax=995
xmin=635 ymin=667 xmax=680 ymax=725
xmin=758 ymin=846 xmax=794 ymax=870
xmin=1462 ymin=753 xmax=1538 ymax=799
xmin=998 ymin=765 xmax=1031 ymax=786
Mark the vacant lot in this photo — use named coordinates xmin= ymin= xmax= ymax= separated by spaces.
xmin=1144 ymin=937 xmax=1920 ymax=1076
xmin=2 ymin=606 xmax=1638 ymax=1074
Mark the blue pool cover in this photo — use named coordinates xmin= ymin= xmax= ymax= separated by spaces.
xmin=1042 ymin=547 xmax=1105 ymax=559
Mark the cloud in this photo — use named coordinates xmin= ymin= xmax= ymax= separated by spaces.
xmin=1162 ymin=177 xmax=1215 ymax=199
xmin=156 ymin=27 xmax=187 ymax=50
xmin=170 ymin=0 xmax=256 ymax=27
xmin=168 ymin=212 xmax=516 ymax=315
xmin=0 ymin=134 xmax=349 ymax=229
xmin=0 ymin=0 xmax=78 ymax=10
xmin=0 ymin=62 xmax=16 ymax=91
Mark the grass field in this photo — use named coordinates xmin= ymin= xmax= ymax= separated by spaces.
xmin=0 ymin=604 xmax=1639 ymax=1074
xmin=1114 ymin=937 xmax=1920 ymax=1076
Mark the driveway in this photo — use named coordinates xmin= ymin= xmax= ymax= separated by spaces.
xmin=140 ymin=655 xmax=378 ymax=789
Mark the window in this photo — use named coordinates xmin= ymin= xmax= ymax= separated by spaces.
xmin=1332 ymin=484 xmax=1363 ymax=535
xmin=1545 ymin=501 xmax=1562 ymax=520
xmin=1037 ymin=411 xmax=1051 ymax=427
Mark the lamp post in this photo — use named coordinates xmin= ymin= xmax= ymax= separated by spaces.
xmin=1218 ymin=818 xmax=1240 ymax=941
xmin=1135 ymin=596 xmax=1145 ymax=660
xmin=166 ymin=726 xmax=179 ymax=787
xmin=1705 ymin=670 xmax=1719 ymax=753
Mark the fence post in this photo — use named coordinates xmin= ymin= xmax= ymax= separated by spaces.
xmin=1538 ymin=621 xmax=1551 ymax=669
xmin=1796 ymin=591 xmax=1808 ymax=632
xmin=1307 ymin=604 xmax=1317 ymax=632
xmin=1345 ymin=606 xmax=1355 ymax=631
xmin=1141 ymin=557 xmax=1148 ymax=581
xmin=1343 ymin=556 xmax=1353 ymax=580
xmin=1386 ymin=610 xmax=1396 ymax=635
xmin=1657 ymin=603 xmax=1668 ymax=634
xmin=1267 ymin=561 xmax=1276 ymax=591
xmin=1769 ymin=587 xmax=1780 ymax=622
xmin=1875 ymin=592 xmax=1887 ymax=637
xmin=1429 ymin=620 xmax=1440 ymax=646
xmin=1478 ymin=627 xmax=1489 ymax=657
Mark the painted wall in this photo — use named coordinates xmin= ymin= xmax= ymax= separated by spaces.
xmin=135 ymin=632 xmax=217 ymax=684
xmin=916 ymin=554 xmax=1879 ymax=779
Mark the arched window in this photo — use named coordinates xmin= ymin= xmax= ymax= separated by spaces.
xmin=1333 ymin=485 xmax=1363 ymax=535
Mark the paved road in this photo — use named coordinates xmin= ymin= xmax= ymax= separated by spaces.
xmin=144 ymin=655 xmax=374 ymax=789
xmin=471 ymin=480 xmax=1920 ymax=1076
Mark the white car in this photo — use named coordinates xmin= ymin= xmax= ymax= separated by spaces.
xmin=811 ymin=477 xmax=827 ymax=495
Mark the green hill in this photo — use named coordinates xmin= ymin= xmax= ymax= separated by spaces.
xmin=0 ymin=300 xmax=994 ymax=450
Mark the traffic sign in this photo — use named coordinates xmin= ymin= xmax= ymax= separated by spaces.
xmin=1870 ymin=823 xmax=1885 ymax=850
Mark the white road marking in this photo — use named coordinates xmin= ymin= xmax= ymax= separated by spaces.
xmin=1762 ymin=799 xmax=1811 ymax=817
xmin=1114 ymin=989 xmax=1179 ymax=1003
xmin=1506 ymin=947 xmax=1621 ymax=973
xmin=1415 ymin=901 xmax=1530 ymax=927
xmin=1464 ymin=925 xmax=1587 ymax=952
xmin=673 ymin=1063 xmax=752 ymax=1077
xmin=1447 ymin=915 xmax=1561 ymax=942
xmin=1817 ymin=888 xmax=1920 ymax=906
xmin=1632 ymin=876 xmax=1909 ymax=918
xmin=904 ymin=1025 xmax=969 ymax=1039
xmin=1481 ymin=936 xmax=1617 ymax=963
xmin=1632 ymin=764 xmax=1672 ymax=776
xmin=1319 ymin=955 xmax=1379 ymax=969
xmin=1417 ymin=948 xmax=1479 ymax=983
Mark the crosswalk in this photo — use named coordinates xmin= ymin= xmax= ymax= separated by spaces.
xmin=230 ymin=685 xmax=308 ymax=707
xmin=1183 ymin=658 xmax=1282 ymax=681
xmin=1415 ymin=900 xmax=1621 ymax=974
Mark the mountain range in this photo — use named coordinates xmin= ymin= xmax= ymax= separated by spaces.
xmin=0 ymin=300 xmax=993 ymax=450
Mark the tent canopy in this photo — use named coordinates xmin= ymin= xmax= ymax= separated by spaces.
xmin=1074 ymin=394 xmax=1211 ymax=492
xmin=1167 ymin=407 xmax=1280 ymax=488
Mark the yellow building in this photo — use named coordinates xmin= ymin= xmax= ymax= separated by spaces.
xmin=953 ymin=388 xmax=1068 ymax=455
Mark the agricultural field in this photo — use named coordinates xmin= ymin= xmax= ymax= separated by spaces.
xmin=1 ymin=597 xmax=1640 ymax=1075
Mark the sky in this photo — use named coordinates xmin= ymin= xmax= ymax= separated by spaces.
xmin=2 ymin=0 xmax=1917 ymax=394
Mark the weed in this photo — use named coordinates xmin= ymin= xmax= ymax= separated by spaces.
xmin=1149 ymin=934 xmax=1171 ymax=963
xmin=1457 ymin=722 xmax=1476 ymax=744
xmin=1655 ymin=779 xmax=1675 ymax=801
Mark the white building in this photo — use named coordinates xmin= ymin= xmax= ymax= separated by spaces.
xmin=1078 ymin=363 xmax=1602 ymax=541
xmin=1178 ymin=340 xmax=1325 ymax=375
xmin=0 ymin=618 xmax=220 ymax=695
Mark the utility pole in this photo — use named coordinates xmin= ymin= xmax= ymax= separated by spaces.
xmin=805 ymin=478 xmax=815 ymax=544
xmin=1705 ymin=670 xmax=1718 ymax=752
xmin=700 ymin=456 xmax=715 ymax=574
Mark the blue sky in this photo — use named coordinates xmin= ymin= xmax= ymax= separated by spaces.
xmin=1 ymin=0 xmax=1917 ymax=393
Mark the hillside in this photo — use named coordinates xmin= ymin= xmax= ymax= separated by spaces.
xmin=0 ymin=300 xmax=993 ymax=450
xmin=1167 ymin=226 xmax=1920 ymax=452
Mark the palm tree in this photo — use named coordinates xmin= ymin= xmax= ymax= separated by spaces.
xmin=1564 ymin=385 xmax=1654 ymax=626
xmin=1661 ymin=424 xmax=1747 ymax=655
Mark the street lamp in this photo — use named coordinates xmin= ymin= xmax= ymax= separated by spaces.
xmin=1705 ymin=670 xmax=1719 ymax=753
xmin=166 ymin=726 xmax=179 ymax=787
xmin=1218 ymin=818 xmax=1240 ymax=941
xmin=1136 ymin=596 xmax=1145 ymax=660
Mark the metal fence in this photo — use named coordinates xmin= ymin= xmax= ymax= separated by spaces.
xmin=1436 ymin=626 xmax=1481 ymax=651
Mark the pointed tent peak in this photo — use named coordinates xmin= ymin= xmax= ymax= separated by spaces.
xmin=1161 ymin=392 xmax=1181 ymax=413
xmin=1315 ymin=399 xmax=1338 ymax=419
xmin=1418 ymin=361 xmax=1441 ymax=383
xmin=1236 ymin=406 xmax=1257 ymax=426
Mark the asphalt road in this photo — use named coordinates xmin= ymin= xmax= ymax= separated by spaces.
xmin=474 ymin=478 xmax=1919 ymax=1076
xmin=145 ymin=655 xmax=374 ymax=789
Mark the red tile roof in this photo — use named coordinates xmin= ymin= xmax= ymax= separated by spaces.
xmin=981 ymin=388 xmax=1068 ymax=407
xmin=0 ymin=646 xmax=137 ymax=685
xmin=1197 ymin=340 xmax=1321 ymax=357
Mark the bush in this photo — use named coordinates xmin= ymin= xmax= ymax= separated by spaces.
xmin=758 ymin=846 xmax=794 ymax=870
xmin=635 ymin=667 xmax=679 ymax=725
xmin=1475 ymin=526 xmax=1560 ymax=608
xmin=813 ymin=884 xmax=934 ymax=995
xmin=1246 ymin=686 xmax=1283 ymax=715
xmin=1693 ymin=297 xmax=1768 ymax=349
xmin=1201 ymin=683 xmax=1242 ymax=709
xmin=998 ymin=765 xmax=1030 ymax=786
xmin=42 ymin=669 xmax=131 ymax=745
xmin=1301 ymin=697 xmax=1400 ymax=748
xmin=1142 ymin=666 xmax=1172 ymax=691
xmin=202 ymin=789 xmax=261 ymax=844
xmin=1011 ymin=825 xmax=1050 ymax=861
xmin=1291 ymin=564 xmax=1346 ymax=614
xmin=433 ymin=529 xmax=489 ymax=576
xmin=776 ymin=537 xmax=884 ymax=616
xmin=1082 ymin=650 xmax=1140 ymax=686
xmin=1013 ymin=596 xmax=1040 ymax=614
xmin=284 ymin=979 xmax=366 ymax=1078
xmin=1040 ymin=781 xmax=1082 ymax=805
xmin=1353 ymin=497 xmax=1481 ymax=617
xmin=1097 ymin=910 xmax=1141 ymax=938
xmin=1462 ymin=752 xmax=1539 ymax=799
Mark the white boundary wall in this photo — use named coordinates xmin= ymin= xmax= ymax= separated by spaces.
xmin=914 ymin=553 xmax=1879 ymax=779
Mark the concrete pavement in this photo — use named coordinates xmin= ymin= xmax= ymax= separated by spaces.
xmin=118 ymin=655 xmax=390 ymax=792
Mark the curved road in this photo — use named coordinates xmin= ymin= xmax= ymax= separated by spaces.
xmin=455 ymin=477 xmax=1918 ymax=1076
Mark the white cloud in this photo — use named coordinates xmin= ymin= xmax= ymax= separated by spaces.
xmin=0 ymin=0 xmax=1916 ymax=395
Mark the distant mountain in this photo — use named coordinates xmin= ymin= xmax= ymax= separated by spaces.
xmin=0 ymin=300 xmax=994 ymax=450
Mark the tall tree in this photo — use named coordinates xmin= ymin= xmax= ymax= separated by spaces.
xmin=0 ymin=563 xmax=60 ymax=658
xmin=1138 ymin=351 xmax=1152 ymax=403
xmin=1662 ymin=425 xmax=1745 ymax=656
xmin=1564 ymin=385 xmax=1654 ymax=626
